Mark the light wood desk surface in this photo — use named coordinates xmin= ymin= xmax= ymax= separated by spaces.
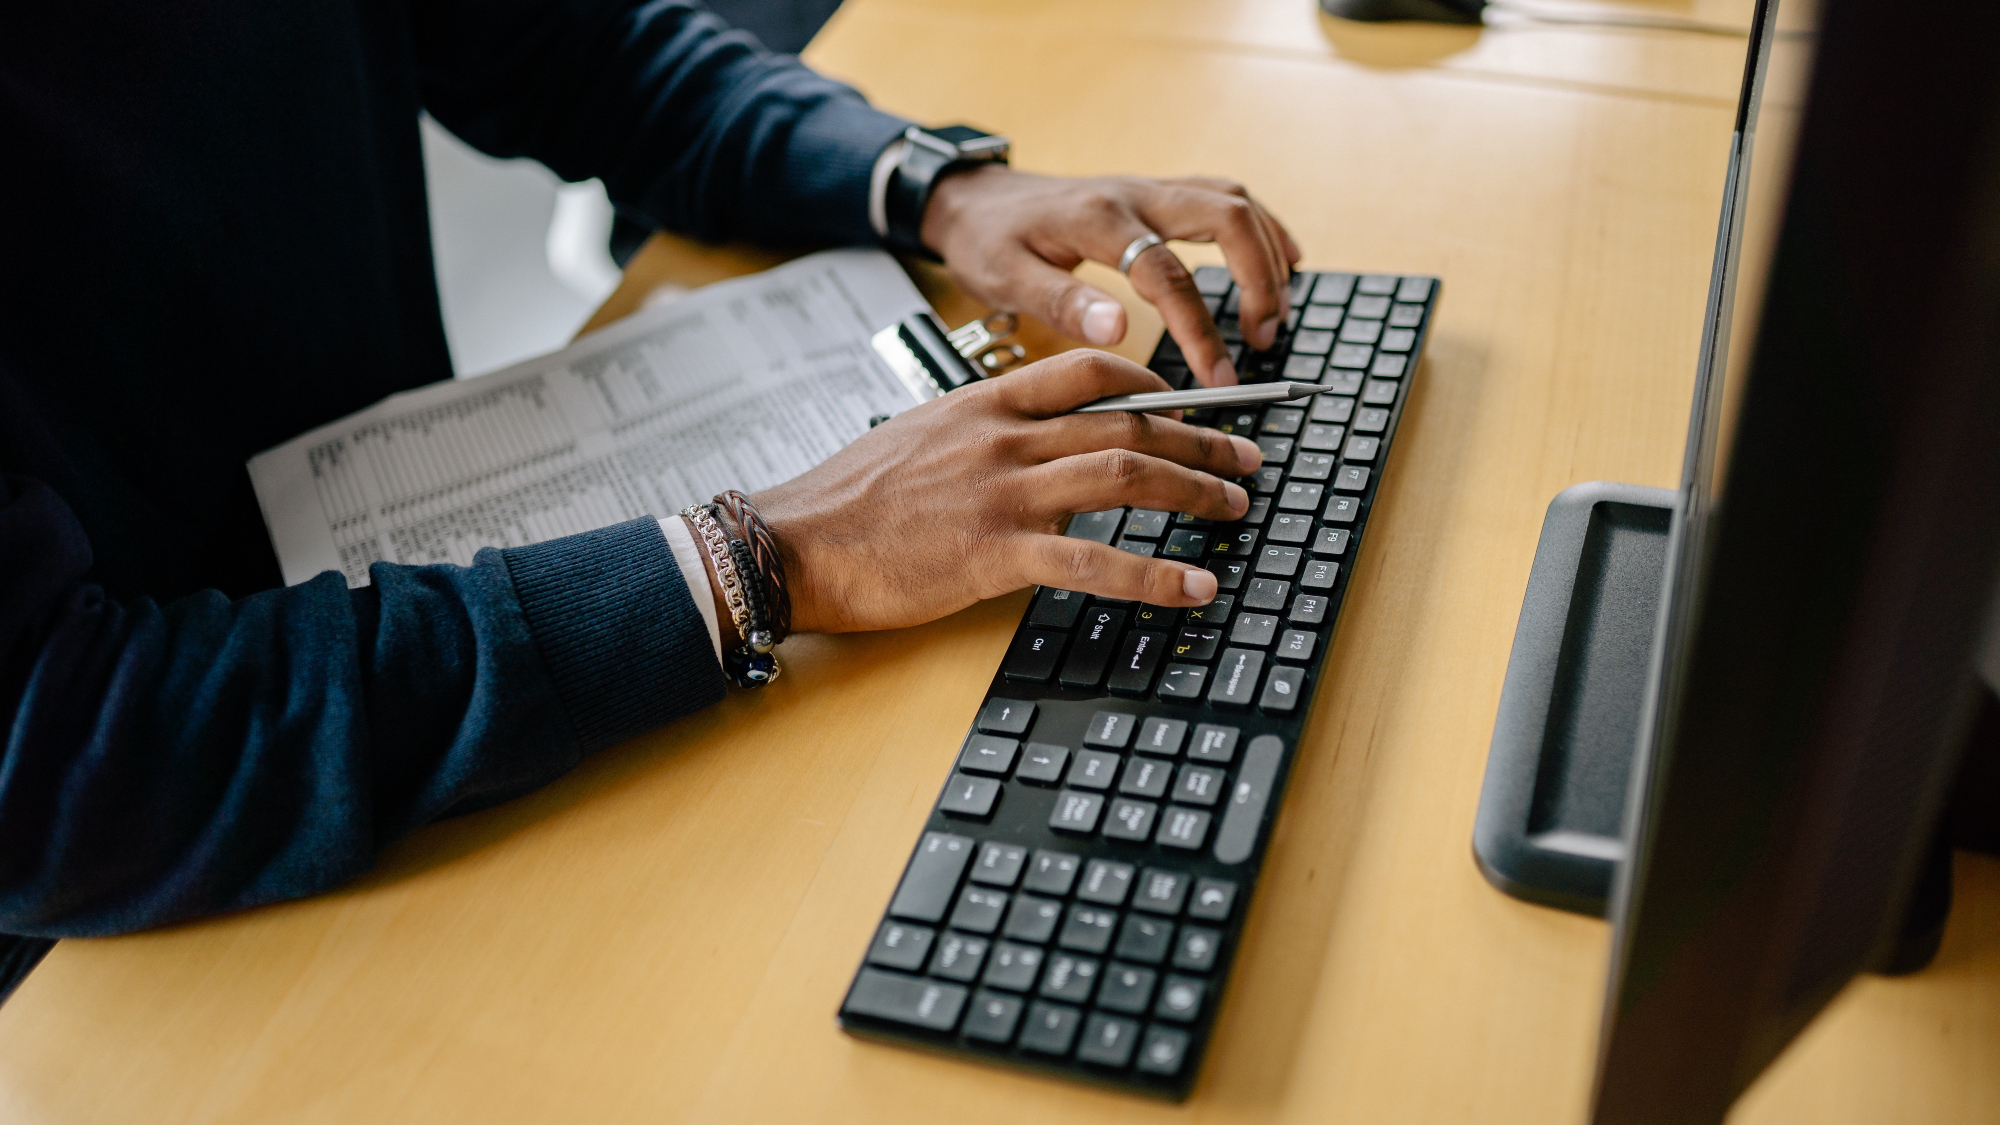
xmin=3 ymin=3 xmax=1994 ymax=1122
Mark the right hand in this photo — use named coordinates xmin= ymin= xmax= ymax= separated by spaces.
xmin=749 ymin=350 xmax=1261 ymax=635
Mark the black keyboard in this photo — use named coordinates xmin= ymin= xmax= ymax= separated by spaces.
xmin=837 ymin=267 xmax=1438 ymax=1099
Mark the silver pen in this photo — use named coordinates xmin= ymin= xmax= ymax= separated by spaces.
xmin=1071 ymin=381 xmax=1336 ymax=414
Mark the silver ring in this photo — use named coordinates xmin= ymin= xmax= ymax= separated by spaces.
xmin=1118 ymin=232 xmax=1165 ymax=275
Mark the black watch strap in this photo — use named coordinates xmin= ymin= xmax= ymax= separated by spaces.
xmin=884 ymin=125 xmax=1010 ymax=261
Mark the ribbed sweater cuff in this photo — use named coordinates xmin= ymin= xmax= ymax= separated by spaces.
xmin=782 ymin=97 xmax=912 ymax=246
xmin=501 ymin=519 xmax=726 ymax=753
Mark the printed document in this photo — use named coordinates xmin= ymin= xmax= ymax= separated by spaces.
xmin=250 ymin=249 xmax=928 ymax=587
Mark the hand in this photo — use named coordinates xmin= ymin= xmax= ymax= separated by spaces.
xmin=747 ymin=350 xmax=1262 ymax=634
xmin=920 ymin=165 xmax=1303 ymax=388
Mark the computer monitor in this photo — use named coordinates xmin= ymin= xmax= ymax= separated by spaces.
xmin=1587 ymin=0 xmax=2000 ymax=1121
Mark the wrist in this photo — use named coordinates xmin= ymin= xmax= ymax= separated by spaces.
xmin=919 ymin=161 xmax=1014 ymax=260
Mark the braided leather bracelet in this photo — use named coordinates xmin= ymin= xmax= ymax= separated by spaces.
xmin=719 ymin=490 xmax=791 ymax=643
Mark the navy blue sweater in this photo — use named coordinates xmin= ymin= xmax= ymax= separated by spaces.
xmin=0 ymin=0 xmax=908 ymax=938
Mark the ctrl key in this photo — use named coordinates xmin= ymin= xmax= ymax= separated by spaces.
xmin=1002 ymin=628 xmax=1067 ymax=682
xmin=843 ymin=969 xmax=967 ymax=1032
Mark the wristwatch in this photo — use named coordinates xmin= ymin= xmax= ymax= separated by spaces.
xmin=883 ymin=125 xmax=1011 ymax=260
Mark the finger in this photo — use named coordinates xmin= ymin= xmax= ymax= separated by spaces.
xmin=1030 ymin=409 xmax=1262 ymax=479
xmin=1124 ymin=243 xmax=1238 ymax=387
xmin=1021 ymin=534 xmax=1221 ymax=606
xmin=981 ymin=240 xmax=1134 ymax=350
xmin=1149 ymin=180 xmax=1291 ymax=350
xmin=1024 ymin=448 xmax=1250 ymax=524
xmin=990 ymin=349 xmax=1170 ymax=418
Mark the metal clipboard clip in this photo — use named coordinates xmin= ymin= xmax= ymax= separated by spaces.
xmin=870 ymin=311 xmax=1025 ymax=404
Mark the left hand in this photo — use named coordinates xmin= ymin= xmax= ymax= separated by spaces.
xmin=920 ymin=165 xmax=1303 ymax=388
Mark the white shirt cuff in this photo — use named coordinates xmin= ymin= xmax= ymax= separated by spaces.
xmin=660 ymin=516 xmax=723 ymax=663
xmin=868 ymin=137 xmax=909 ymax=241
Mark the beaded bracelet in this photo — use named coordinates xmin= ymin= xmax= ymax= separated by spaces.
xmin=682 ymin=502 xmax=781 ymax=687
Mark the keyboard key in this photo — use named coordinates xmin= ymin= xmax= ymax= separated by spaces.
xmin=1184 ymin=595 xmax=1234 ymax=626
xmin=1019 ymin=1001 xmax=1081 ymax=1055
xmin=1097 ymin=964 xmax=1157 ymax=1014
xmin=1289 ymin=271 xmax=1315 ymax=304
xmin=1023 ymin=849 xmax=1081 ymax=895
xmin=1002 ymin=629 xmax=1066 ymax=682
xmin=1388 ymin=302 xmax=1424 ymax=327
xmin=1079 ymin=1014 xmax=1140 ymax=1067
xmin=971 ymin=842 xmax=1027 ymax=887
xmin=1059 ymin=608 xmax=1126 ymax=688
xmin=1138 ymin=1026 xmax=1191 ymax=1075
xmin=1290 ymin=328 xmax=1334 ymax=355
xmin=1261 ymin=407 xmax=1304 ymax=436
xmin=1135 ymin=869 xmax=1189 ymax=914
xmin=1381 ymin=327 xmax=1416 ymax=352
xmin=1157 ymin=807 xmax=1212 ymax=850
xmin=1215 ymin=734 xmax=1283 ymax=864
xmin=1160 ymin=529 xmax=1207 ymax=559
xmin=1230 ymin=612 xmax=1280 ymax=647
xmin=961 ymin=990 xmax=1022 ymax=1042
xmin=1396 ymin=276 xmax=1433 ymax=302
xmin=1173 ymin=929 xmax=1222 ymax=973
xmin=1249 ymin=466 xmax=1283 ymax=494
xmin=1276 ymin=629 xmax=1317 ymax=662
xmin=1116 ymin=915 xmax=1174 ymax=964
xmin=1135 ymin=716 xmax=1188 ymax=756
xmin=1016 ymin=743 xmax=1069 ymax=784
xmin=1255 ymin=435 xmax=1295 ymax=463
xmin=1116 ymin=537 xmax=1155 ymax=557
xmin=1084 ymin=710 xmax=1138 ymax=748
xmin=1322 ymin=369 xmax=1365 ymax=395
xmin=1353 ymin=406 xmax=1390 ymax=433
xmin=1189 ymin=878 xmax=1238 ymax=921
xmin=1175 ymin=511 xmax=1213 ymax=527
xmin=950 ymin=887 xmax=1009 ymax=933
xmin=1331 ymin=338 xmax=1375 ymax=364
xmin=1119 ymin=756 xmax=1173 ymax=799
xmin=1371 ymin=353 xmax=1408 ymax=378
xmin=1206 ymin=558 xmax=1249 ymax=594
xmin=1157 ymin=975 xmax=1207 ymax=1022
xmin=1065 ymin=508 xmax=1124 ymax=544
xmin=1300 ymin=303 xmax=1343 ymax=330
xmin=866 ymin=921 xmax=935 ymax=971
xmin=1260 ymin=665 xmax=1305 ymax=713
xmin=1314 ymin=527 xmax=1350 ymax=556
xmin=1211 ymin=527 xmax=1258 ymax=557
xmin=1078 ymin=859 xmax=1135 ymax=905
xmin=1301 ymin=423 xmax=1344 ymax=452
xmin=1358 ymin=274 xmax=1396 ymax=295
xmin=958 ymin=735 xmax=1019 ymax=775
xmin=1267 ymin=512 xmax=1313 ymax=543
xmin=1190 ymin=723 xmax=1239 ymax=763
xmin=1279 ymin=482 xmax=1323 ymax=511
xmin=1028 ymin=588 xmax=1087 ymax=630
xmin=1174 ymin=765 xmax=1227 ymax=805
xmin=888 ymin=833 xmax=974 ymax=923
xmin=1344 ymin=436 xmax=1381 ymax=462
xmin=1290 ymin=452 xmax=1335 ymax=481
xmin=1349 ymin=294 xmax=1391 ymax=319
xmin=930 ymin=932 xmax=990 ymax=981
xmin=844 ymin=969 xmax=967 ymax=1032
xmin=1171 ymin=627 xmax=1223 ymax=662
xmin=1242 ymin=496 xmax=1272 ymax=524
xmin=1003 ymin=895 xmax=1063 ymax=943
xmin=1041 ymin=954 xmax=1100 ymax=1004
xmin=1256 ymin=545 xmax=1303 ymax=577
xmin=1300 ymin=559 xmax=1339 ymax=590
xmin=1059 ymin=905 xmax=1118 ymax=953
xmin=1242 ymin=578 xmax=1290 ymax=611
xmin=939 ymin=774 xmax=1000 ymax=817
xmin=1104 ymin=798 xmax=1159 ymax=841
xmin=1213 ymin=409 xmax=1259 ymax=435
xmin=1107 ymin=631 xmax=1168 ymax=697
xmin=1208 ymin=648 xmax=1266 ymax=707
xmin=1334 ymin=465 xmax=1371 ymax=492
xmin=976 ymin=698 xmax=1036 ymax=736
xmin=983 ymin=942 xmax=1046 ymax=990
xmin=1157 ymin=664 xmax=1209 ymax=699
xmin=1362 ymin=379 xmax=1398 ymax=405
xmin=1192 ymin=264 xmax=1231 ymax=296
xmin=1124 ymin=509 xmax=1170 ymax=539
xmin=1313 ymin=273 xmax=1357 ymax=304
xmin=1289 ymin=594 xmax=1330 ymax=626
xmin=1310 ymin=394 xmax=1355 ymax=424
xmin=1324 ymin=494 xmax=1361 ymax=522
xmin=1050 ymin=790 xmax=1106 ymax=833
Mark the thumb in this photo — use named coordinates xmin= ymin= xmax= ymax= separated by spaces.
xmin=998 ymin=251 xmax=1129 ymax=347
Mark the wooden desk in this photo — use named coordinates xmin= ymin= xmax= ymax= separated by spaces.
xmin=2 ymin=3 xmax=1993 ymax=1122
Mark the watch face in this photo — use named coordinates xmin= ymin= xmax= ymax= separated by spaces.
xmin=927 ymin=125 xmax=1010 ymax=161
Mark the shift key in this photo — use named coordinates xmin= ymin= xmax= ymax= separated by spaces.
xmin=1060 ymin=607 xmax=1127 ymax=689
xmin=889 ymin=832 xmax=975 ymax=922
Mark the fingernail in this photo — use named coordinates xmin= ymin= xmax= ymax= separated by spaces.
xmin=1255 ymin=315 xmax=1279 ymax=350
xmin=1224 ymin=480 xmax=1249 ymax=514
xmin=1081 ymin=300 xmax=1123 ymax=345
xmin=1229 ymin=436 xmax=1262 ymax=474
xmin=1182 ymin=567 xmax=1218 ymax=602
xmin=1210 ymin=358 xmax=1238 ymax=386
